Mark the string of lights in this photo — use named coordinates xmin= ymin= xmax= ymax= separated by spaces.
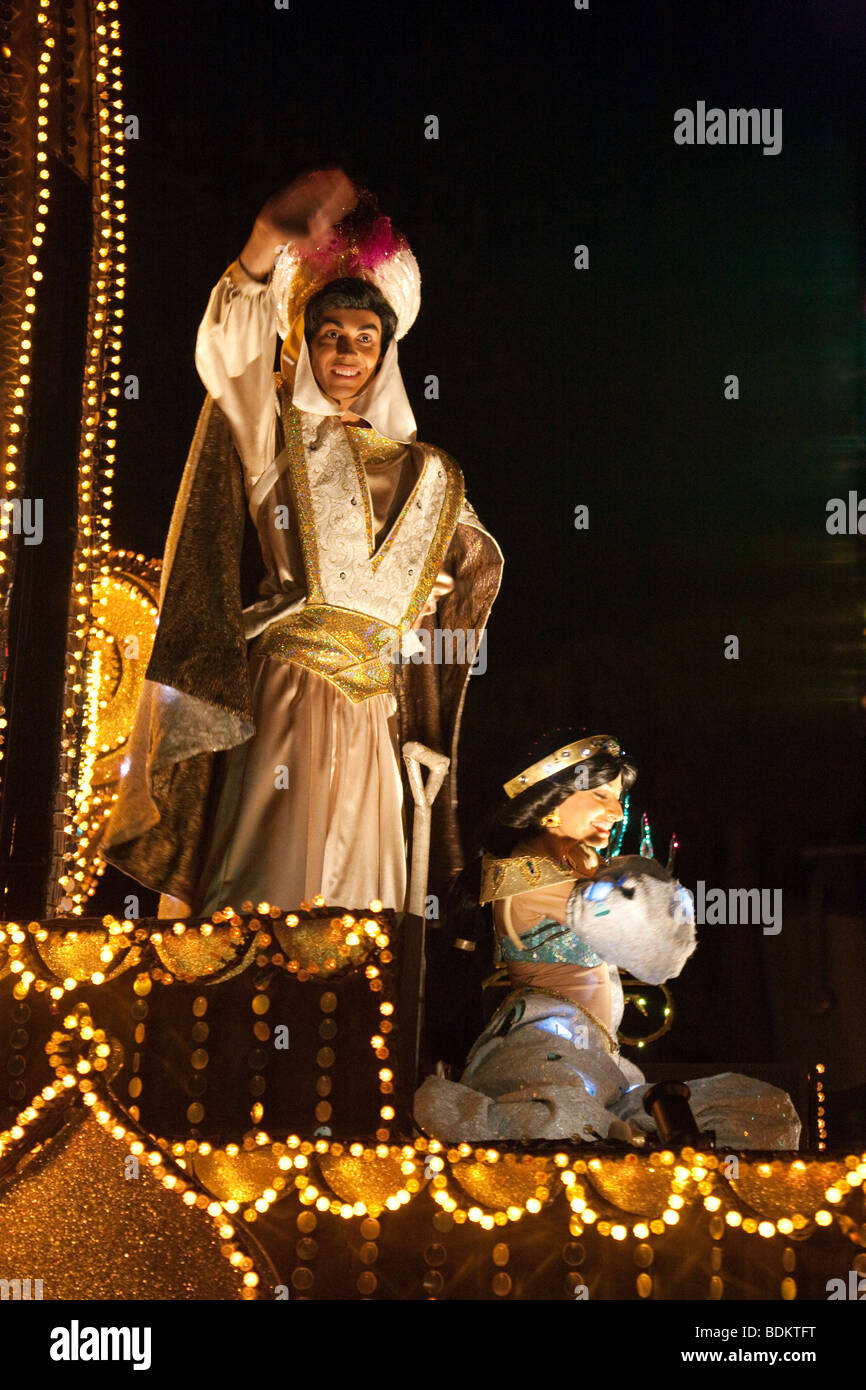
xmin=53 ymin=0 xmax=125 ymax=913
xmin=0 ymin=1 xmax=58 ymax=805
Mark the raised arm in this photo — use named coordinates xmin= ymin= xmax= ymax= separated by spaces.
xmin=238 ymin=168 xmax=358 ymax=279
xmin=194 ymin=169 xmax=358 ymax=488
xmin=194 ymin=260 xmax=280 ymax=488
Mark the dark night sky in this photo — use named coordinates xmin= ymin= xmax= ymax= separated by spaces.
xmin=104 ymin=1 xmax=866 ymax=1074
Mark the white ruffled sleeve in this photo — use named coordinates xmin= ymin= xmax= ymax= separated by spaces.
xmin=566 ymin=855 xmax=696 ymax=984
xmin=194 ymin=259 xmax=280 ymax=490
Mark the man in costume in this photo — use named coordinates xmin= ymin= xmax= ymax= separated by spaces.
xmin=101 ymin=170 xmax=503 ymax=919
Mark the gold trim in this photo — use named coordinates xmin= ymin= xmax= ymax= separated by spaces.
xmin=503 ymin=735 xmax=621 ymax=799
xmin=277 ymin=387 xmax=324 ymax=604
xmin=402 ymin=449 xmax=464 ymax=625
xmin=251 ymin=603 xmax=401 ymax=704
xmin=274 ymin=378 xmax=464 ymax=636
xmin=479 ymin=852 xmax=575 ymax=905
xmin=521 ymin=986 xmax=619 ymax=1057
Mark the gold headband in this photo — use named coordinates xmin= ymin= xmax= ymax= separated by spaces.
xmin=502 ymin=735 xmax=621 ymax=799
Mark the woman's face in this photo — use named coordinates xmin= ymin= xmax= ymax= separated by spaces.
xmin=552 ymin=774 xmax=624 ymax=851
xmin=309 ymin=308 xmax=383 ymax=407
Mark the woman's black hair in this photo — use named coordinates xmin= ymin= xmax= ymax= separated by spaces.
xmin=479 ymin=748 xmax=637 ymax=859
xmin=445 ymin=745 xmax=637 ymax=944
xmin=303 ymin=276 xmax=398 ymax=357
xmin=424 ymin=734 xmax=637 ymax=1068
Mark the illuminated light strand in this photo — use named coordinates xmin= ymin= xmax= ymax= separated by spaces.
xmin=61 ymin=559 xmax=160 ymax=910
xmin=13 ymin=976 xmax=549 ymax=1229
xmin=563 ymin=1151 xmax=697 ymax=1237
xmin=25 ymin=895 xmax=390 ymax=996
xmin=618 ymin=978 xmax=675 ymax=1048
xmin=0 ymin=1071 xmax=77 ymax=1161
xmin=273 ymin=1139 xmax=423 ymax=1221
xmin=35 ymin=1001 xmax=262 ymax=1296
xmin=14 ymin=909 xmax=399 ymax=1221
xmin=74 ymin=647 xmax=101 ymax=815
xmin=7 ymin=917 xmax=861 ymax=1241
xmin=77 ymin=1076 xmax=261 ymax=1295
xmin=4 ymin=1022 xmax=866 ymax=1248
xmin=425 ymin=1145 xmax=554 ymax=1229
xmin=814 ymin=1063 xmax=827 ymax=1151
xmin=362 ymin=916 xmax=396 ymax=1142
xmin=0 ymin=2 xmax=58 ymax=804
xmin=708 ymin=1146 xmax=864 ymax=1236
xmin=53 ymin=0 xmax=127 ymax=914
xmin=6 ymin=915 xmax=138 ymax=1001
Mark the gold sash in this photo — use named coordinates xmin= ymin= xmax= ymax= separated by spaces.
xmin=250 ymin=603 xmax=401 ymax=704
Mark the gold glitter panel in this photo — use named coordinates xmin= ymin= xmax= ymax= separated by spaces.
xmin=318 ymin=1151 xmax=415 ymax=1215
xmin=729 ymin=1157 xmax=850 ymax=1221
xmin=190 ymin=1146 xmax=288 ymax=1205
xmin=26 ymin=925 xmax=132 ymax=984
xmin=252 ymin=603 xmax=402 ymax=703
xmin=87 ymin=557 xmax=161 ymax=785
xmin=451 ymin=1156 xmax=555 ymax=1211
xmin=0 ymin=1108 xmax=246 ymax=1299
xmin=272 ymin=912 xmax=384 ymax=974
xmin=153 ymin=926 xmax=260 ymax=982
xmin=2 ymin=908 xmax=393 ymax=989
xmin=582 ymin=1155 xmax=683 ymax=1215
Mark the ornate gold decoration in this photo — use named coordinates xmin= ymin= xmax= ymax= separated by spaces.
xmin=503 ymin=735 xmax=621 ymax=799
xmin=618 ymin=978 xmax=675 ymax=1048
xmin=58 ymin=550 xmax=161 ymax=913
xmin=45 ymin=3 xmax=130 ymax=913
xmin=251 ymin=603 xmax=402 ymax=704
xmin=479 ymin=852 xmax=574 ymax=905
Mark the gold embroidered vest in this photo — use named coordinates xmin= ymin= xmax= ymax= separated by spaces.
xmin=250 ymin=380 xmax=464 ymax=702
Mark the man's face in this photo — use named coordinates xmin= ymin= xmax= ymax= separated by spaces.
xmin=309 ymin=308 xmax=384 ymax=407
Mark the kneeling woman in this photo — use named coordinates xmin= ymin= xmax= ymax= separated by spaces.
xmin=415 ymin=734 xmax=801 ymax=1148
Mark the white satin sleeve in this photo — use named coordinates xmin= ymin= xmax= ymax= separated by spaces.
xmin=194 ymin=258 xmax=280 ymax=491
xmin=565 ymin=855 xmax=696 ymax=985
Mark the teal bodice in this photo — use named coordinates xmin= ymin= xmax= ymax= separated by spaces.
xmin=498 ymin=916 xmax=604 ymax=968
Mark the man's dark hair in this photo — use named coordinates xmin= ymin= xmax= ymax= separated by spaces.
xmin=303 ymin=276 xmax=398 ymax=357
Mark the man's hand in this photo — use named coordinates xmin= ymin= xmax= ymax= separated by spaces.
xmin=239 ymin=169 xmax=358 ymax=280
